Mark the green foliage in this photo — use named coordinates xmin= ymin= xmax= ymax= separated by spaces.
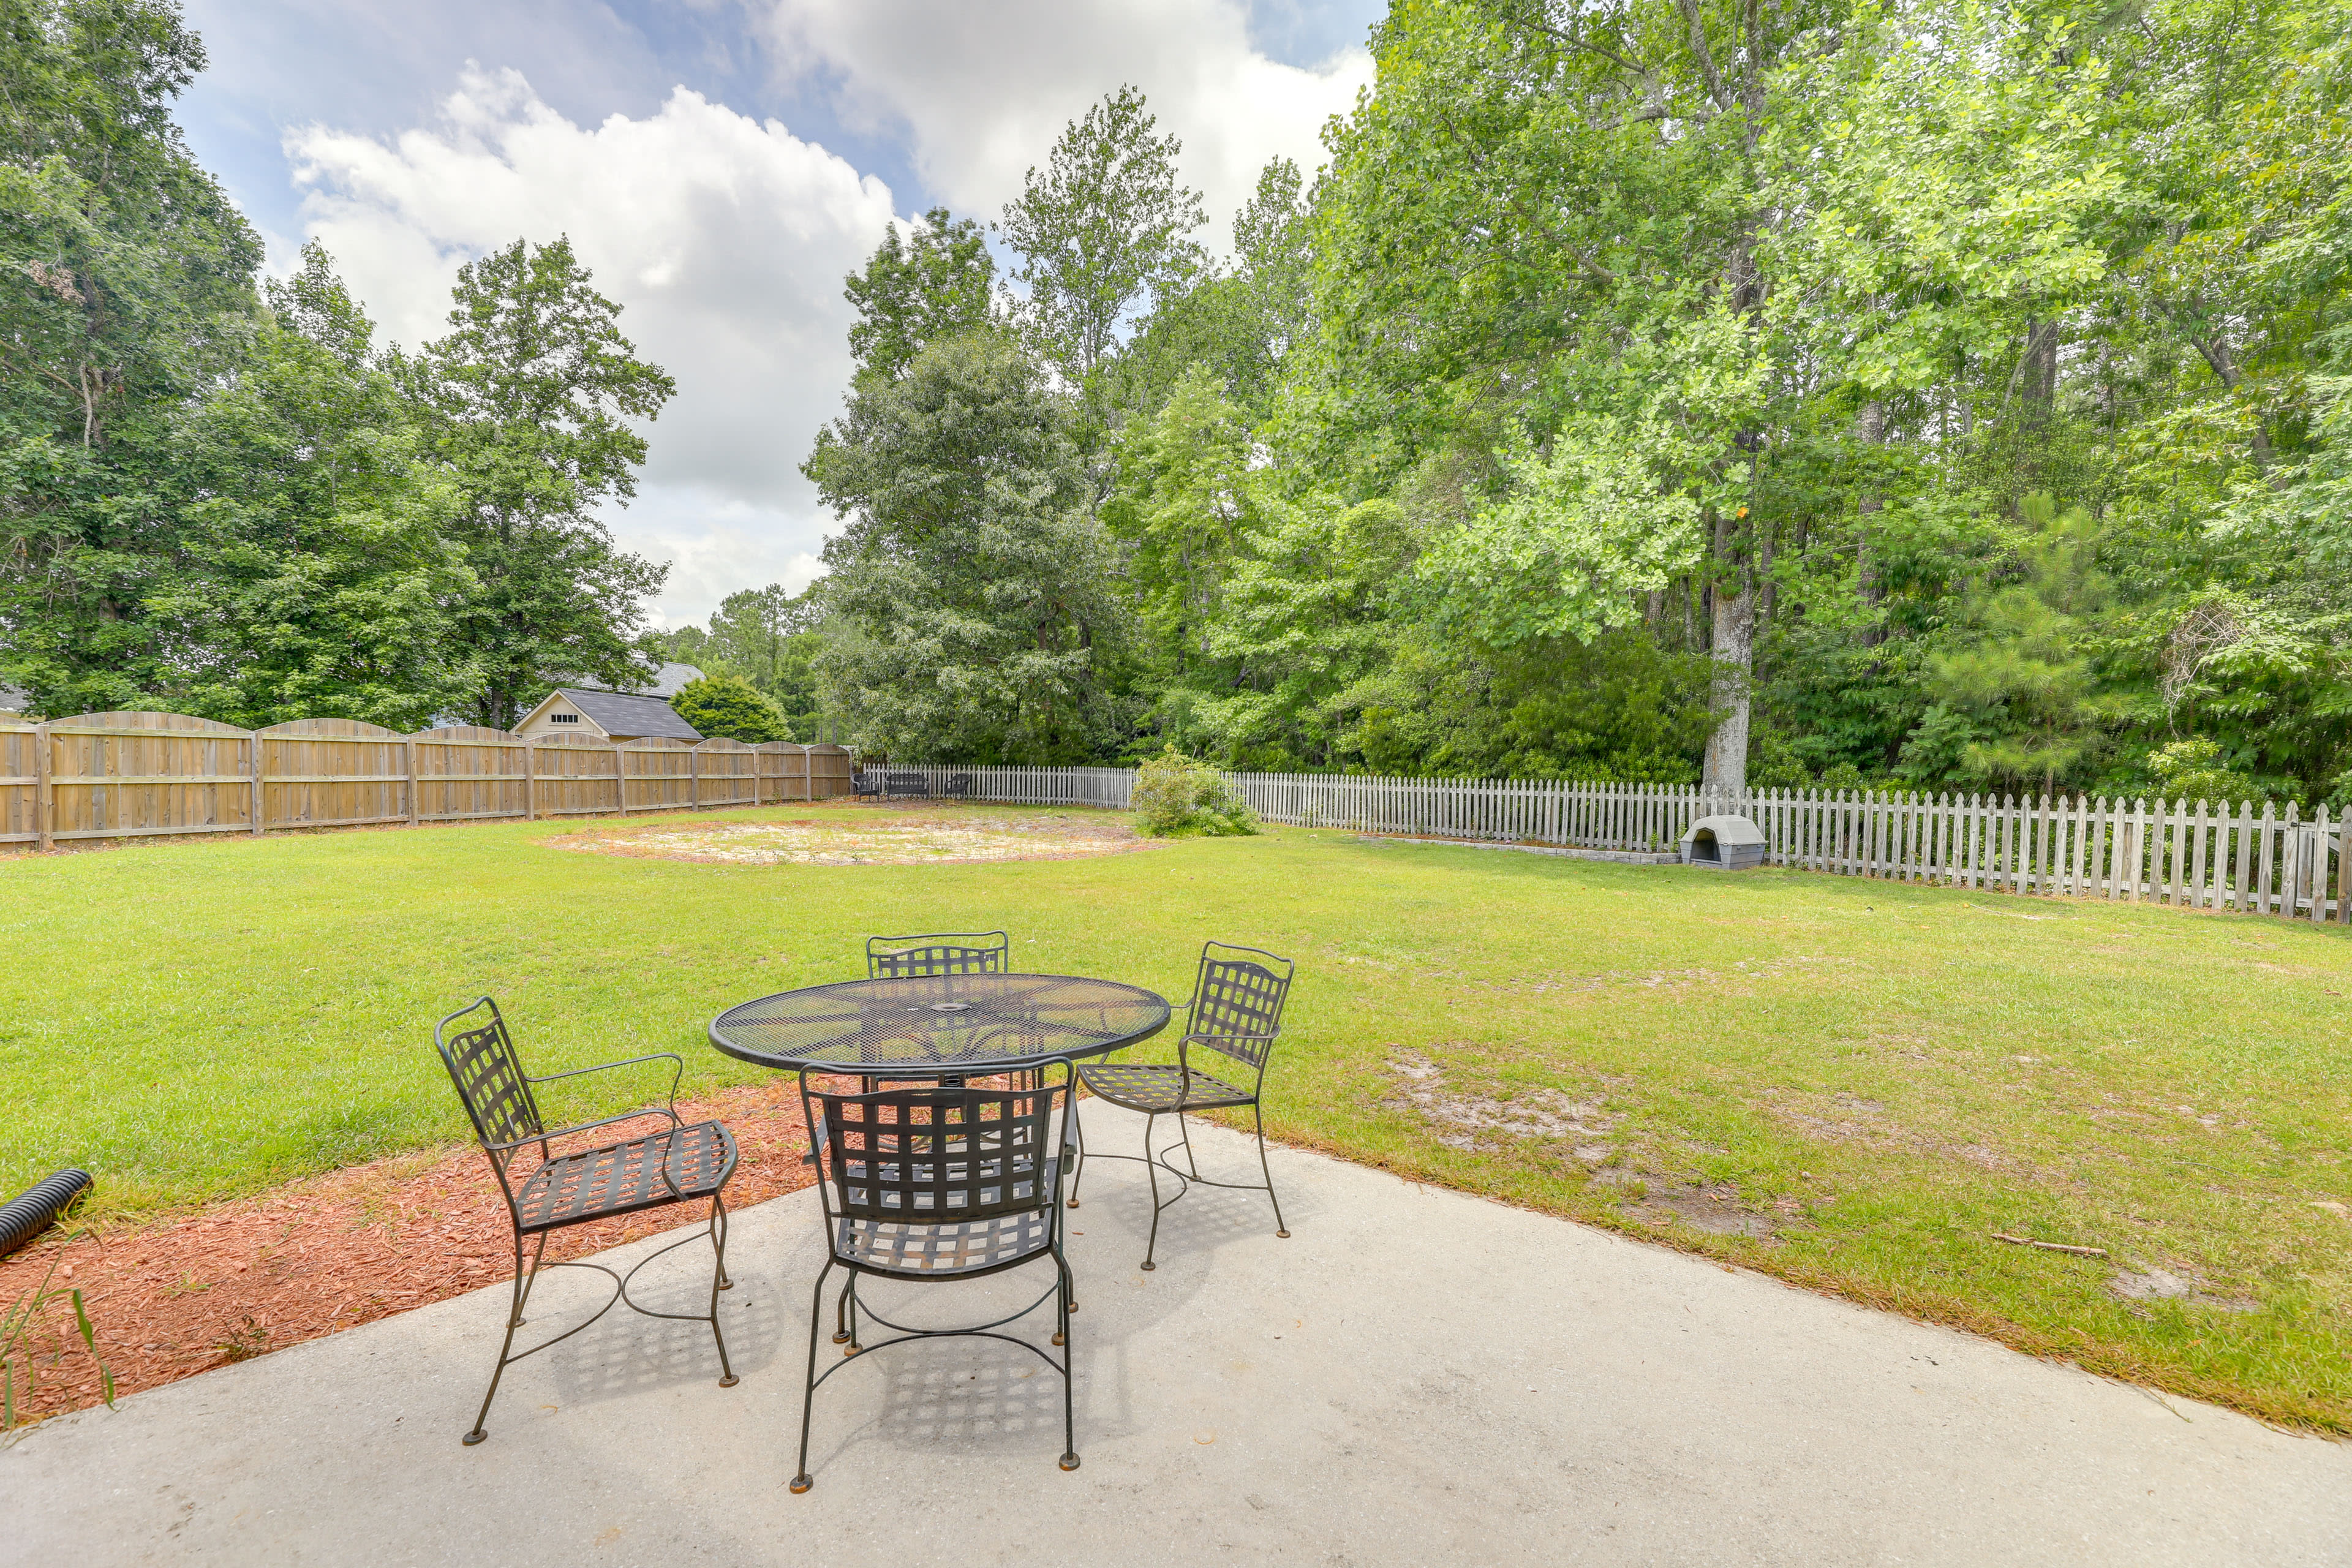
xmin=399 ymin=238 xmax=673 ymax=728
xmin=671 ymin=672 xmax=788 ymax=744
xmin=843 ymin=207 xmax=996 ymax=380
xmin=804 ymin=333 xmax=1127 ymax=761
xmin=1129 ymin=745 xmax=1255 ymax=837
xmin=1927 ymin=494 xmax=2121 ymax=792
xmin=2145 ymin=737 xmax=2265 ymax=808
xmin=2 ymin=1230 xmax=114 ymax=1438
xmin=1000 ymin=84 xmax=1205 ymax=386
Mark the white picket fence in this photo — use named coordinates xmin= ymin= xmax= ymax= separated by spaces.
xmin=889 ymin=764 xmax=2352 ymax=925
xmin=891 ymin=764 xmax=1136 ymax=809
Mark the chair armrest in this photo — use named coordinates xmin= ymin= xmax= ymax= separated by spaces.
xmin=528 ymin=1052 xmax=685 ymax=1089
xmin=528 ymin=1052 xmax=685 ymax=1118
xmin=481 ymin=1104 xmax=680 ymax=1155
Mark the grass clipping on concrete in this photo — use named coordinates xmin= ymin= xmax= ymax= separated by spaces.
xmin=3 ymin=801 xmax=2350 ymax=1432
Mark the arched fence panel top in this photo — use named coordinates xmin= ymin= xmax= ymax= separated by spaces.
xmin=48 ymin=710 xmax=252 ymax=736
xmin=532 ymin=731 xmax=619 ymax=749
xmin=255 ymin=717 xmax=403 ymax=739
xmin=410 ymin=725 xmax=524 ymax=745
xmin=753 ymin=741 xmax=809 ymax=754
xmin=693 ymin=737 xmax=754 ymax=753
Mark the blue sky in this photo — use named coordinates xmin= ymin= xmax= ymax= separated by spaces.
xmin=175 ymin=1 xmax=1385 ymax=625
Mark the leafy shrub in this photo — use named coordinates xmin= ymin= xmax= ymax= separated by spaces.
xmin=1131 ymin=746 xmax=1256 ymax=837
xmin=672 ymin=673 xmax=790 ymax=743
xmin=2145 ymin=737 xmax=2265 ymax=807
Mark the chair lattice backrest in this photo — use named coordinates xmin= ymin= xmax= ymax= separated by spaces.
xmin=866 ymin=931 xmax=1010 ymax=979
xmin=808 ymin=1077 xmax=1066 ymax=1224
xmin=434 ymin=998 xmax=544 ymax=1153
xmin=1186 ymin=943 xmax=1294 ymax=1070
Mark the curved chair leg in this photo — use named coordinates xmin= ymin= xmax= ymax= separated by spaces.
xmin=1055 ymin=1243 xmax=1079 ymax=1471
xmin=791 ymin=1260 xmax=832 ymax=1493
xmin=1254 ymin=1103 xmax=1289 ymax=1238
xmin=1066 ymin=1097 xmax=1087 ymax=1208
xmin=843 ymin=1274 xmax=864 ymax=1354
xmin=465 ymin=1230 xmax=546 ymax=1446
xmin=707 ymin=1196 xmax=739 ymax=1387
xmin=711 ymin=1193 xmax=734 ymax=1291
xmin=1175 ymin=1109 xmax=1202 ymax=1178
xmin=832 ymin=1272 xmax=853 ymax=1345
xmin=1141 ymin=1112 xmax=1164 ymax=1272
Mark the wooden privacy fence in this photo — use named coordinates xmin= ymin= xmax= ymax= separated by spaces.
xmin=0 ymin=711 xmax=853 ymax=851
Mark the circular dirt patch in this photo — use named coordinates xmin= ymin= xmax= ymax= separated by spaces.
xmin=549 ymin=812 xmax=1152 ymax=866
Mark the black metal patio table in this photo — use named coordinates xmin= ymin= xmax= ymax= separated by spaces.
xmin=708 ymin=972 xmax=1170 ymax=1080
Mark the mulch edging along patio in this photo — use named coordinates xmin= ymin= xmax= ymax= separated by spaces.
xmin=0 ymin=1079 xmax=819 ymax=1430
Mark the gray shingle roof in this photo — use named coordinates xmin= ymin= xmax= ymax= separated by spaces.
xmin=556 ymin=688 xmax=704 ymax=741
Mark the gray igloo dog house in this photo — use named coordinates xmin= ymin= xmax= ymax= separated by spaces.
xmin=1681 ymin=813 xmax=1766 ymax=870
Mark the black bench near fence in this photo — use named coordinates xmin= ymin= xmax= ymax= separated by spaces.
xmin=850 ymin=769 xmax=972 ymax=802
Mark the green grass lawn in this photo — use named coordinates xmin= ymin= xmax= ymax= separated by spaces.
xmin=6 ymin=803 xmax=2351 ymax=1430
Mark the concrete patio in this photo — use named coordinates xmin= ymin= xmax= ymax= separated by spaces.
xmin=4 ymin=1106 xmax=2347 ymax=1564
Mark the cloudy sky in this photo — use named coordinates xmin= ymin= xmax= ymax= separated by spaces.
xmin=176 ymin=0 xmax=1382 ymax=627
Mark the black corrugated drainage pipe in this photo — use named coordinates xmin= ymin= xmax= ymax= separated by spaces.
xmin=0 ymin=1169 xmax=93 ymax=1258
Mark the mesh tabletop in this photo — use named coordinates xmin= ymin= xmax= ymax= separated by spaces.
xmin=708 ymin=973 xmax=1170 ymax=1074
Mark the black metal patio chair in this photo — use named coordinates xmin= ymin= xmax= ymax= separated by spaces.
xmin=865 ymin=930 xmax=1011 ymax=979
xmin=433 ymin=997 xmax=739 ymax=1446
xmin=1068 ymin=941 xmax=1295 ymax=1271
xmin=851 ymin=767 xmax=886 ymax=801
xmin=790 ymin=1064 xmax=1080 ymax=1491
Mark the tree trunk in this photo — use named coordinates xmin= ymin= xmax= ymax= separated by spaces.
xmin=1856 ymin=399 xmax=1884 ymax=646
xmin=2022 ymin=319 xmax=2059 ymax=408
xmin=1703 ymin=571 xmax=1754 ymax=794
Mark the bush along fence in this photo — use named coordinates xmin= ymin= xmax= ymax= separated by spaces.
xmin=895 ymin=764 xmax=2352 ymax=927
xmin=0 ymin=712 xmax=854 ymax=851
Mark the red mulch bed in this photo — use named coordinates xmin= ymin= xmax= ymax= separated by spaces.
xmin=0 ymin=1080 xmax=817 ymax=1428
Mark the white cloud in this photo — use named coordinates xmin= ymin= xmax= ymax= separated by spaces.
xmin=756 ymin=0 xmax=1371 ymax=243
xmin=285 ymin=67 xmax=899 ymax=622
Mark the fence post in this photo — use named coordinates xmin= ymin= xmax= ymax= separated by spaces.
xmin=524 ymin=741 xmax=538 ymax=822
xmin=616 ymin=743 xmax=630 ymax=815
xmin=249 ymin=728 xmax=264 ymax=837
xmin=405 ymin=737 xmax=420 ymax=827
xmin=690 ymin=745 xmax=700 ymax=810
xmin=34 ymin=722 xmax=52 ymax=853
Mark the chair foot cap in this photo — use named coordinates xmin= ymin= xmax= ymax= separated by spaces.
xmin=1140 ymin=1261 xmax=1156 ymax=1272
xmin=1060 ymin=1453 xmax=1082 ymax=1471
xmin=1276 ymin=1230 xmax=1291 ymax=1238
xmin=790 ymin=1476 xmax=813 ymax=1494
xmin=1052 ymin=1331 xmax=1065 ymax=1346
xmin=1067 ymin=1198 xmax=1080 ymax=1208
xmin=719 ymin=1279 xmax=734 ymax=1290
xmin=844 ymin=1344 xmax=862 ymax=1356
xmin=462 ymin=1431 xmax=486 ymax=1447
xmin=831 ymin=1332 xmax=851 ymax=1344
xmin=719 ymin=1374 xmax=739 ymax=1387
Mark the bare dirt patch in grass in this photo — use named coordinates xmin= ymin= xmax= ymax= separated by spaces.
xmin=548 ymin=811 xmax=1152 ymax=867
xmin=1382 ymin=1050 xmax=1624 ymax=1159
xmin=0 ymin=1079 xmax=818 ymax=1431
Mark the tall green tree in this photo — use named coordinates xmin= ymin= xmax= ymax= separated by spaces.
xmin=0 ymin=0 xmax=263 ymax=714
xmin=843 ymin=206 xmax=998 ymax=380
xmin=804 ymin=333 xmax=1126 ymax=761
xmin=400 ymin=237 xmax=674 ymax=728
xmin=153 ymin=244 xmax=476 ymax=728
xmin=999 ymin=85 xmax=1206 ymax=388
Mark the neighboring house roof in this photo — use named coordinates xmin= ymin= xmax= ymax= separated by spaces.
xmin=644 ymin=662 xmax=703 ymax=699
xmin=548 ymin=662 xmax=704 ymax=699
xmin=551 ymin=687 xmax=704 ymax=741
xmin=0 ymin=684 xmax=26 ymax=714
